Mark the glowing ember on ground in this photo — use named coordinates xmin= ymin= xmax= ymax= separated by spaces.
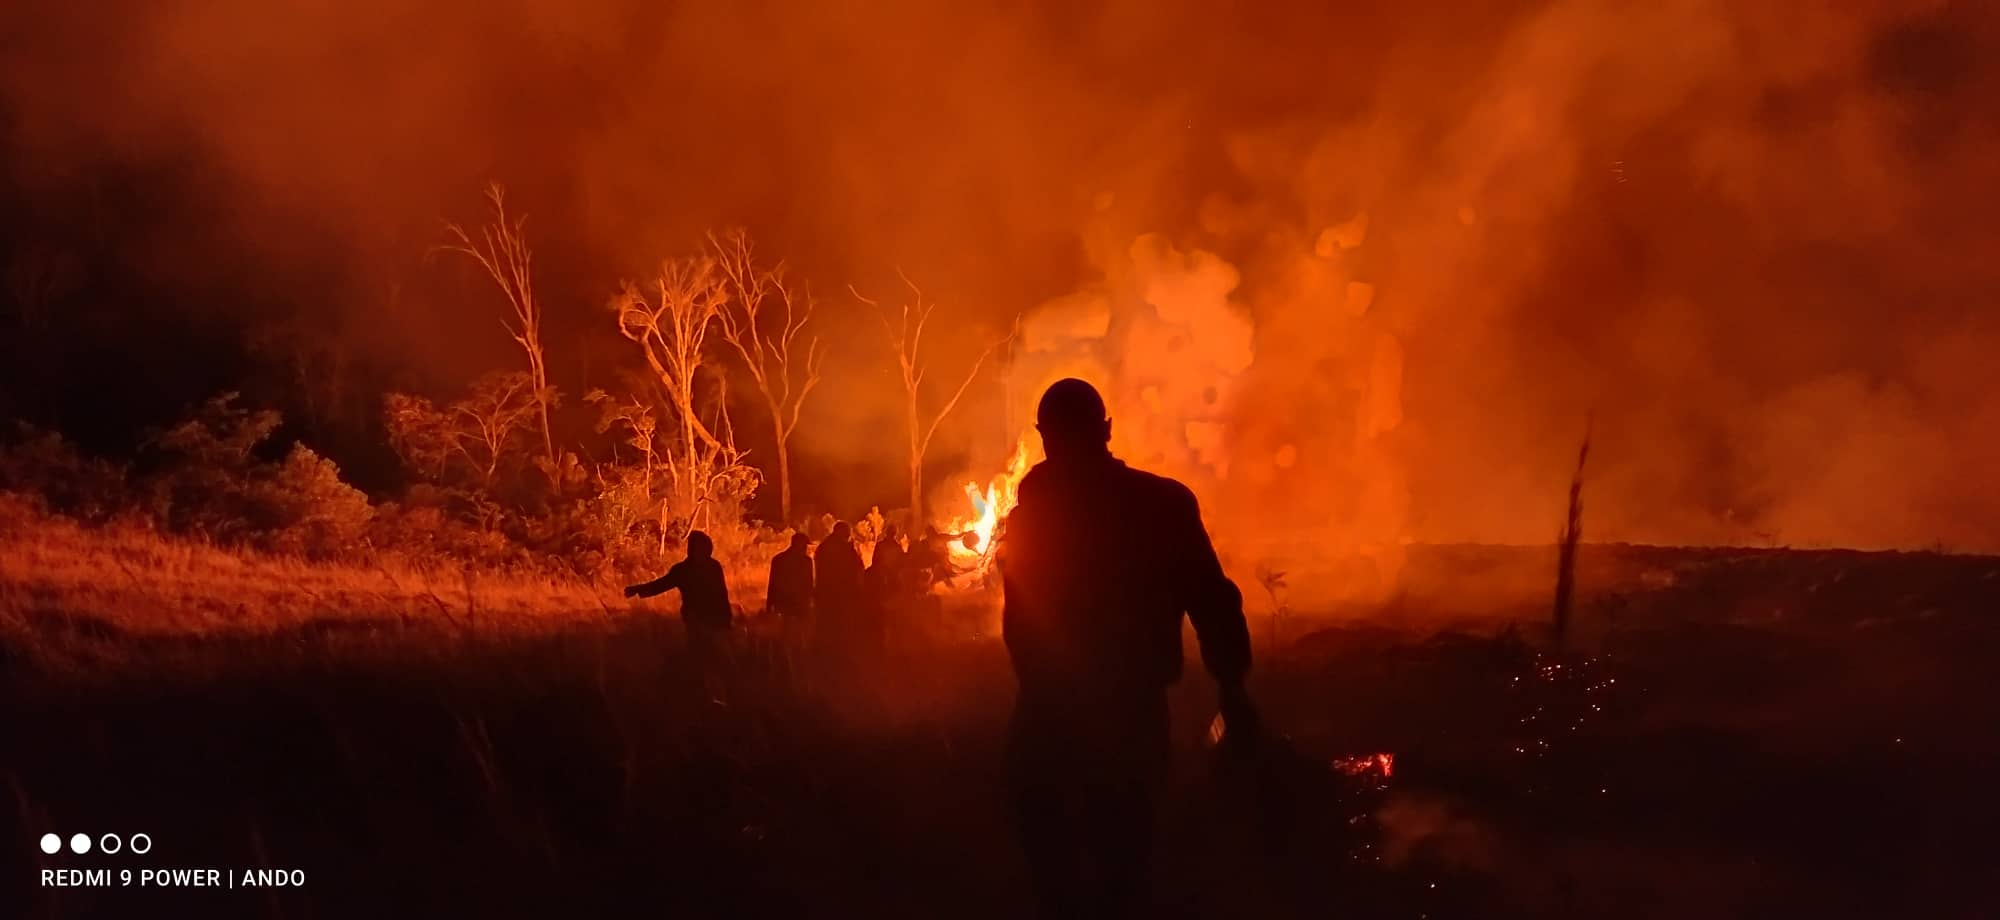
xmin=1331 ymin=752 xmax=1396 ymax=780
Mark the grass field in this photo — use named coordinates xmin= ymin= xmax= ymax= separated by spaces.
xmin=5 ymin=509 xmax=1999 ymax=918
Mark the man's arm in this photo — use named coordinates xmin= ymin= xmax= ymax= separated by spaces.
xmin=625 ymin=563 xmax=683 ymax=599
xmin=1171 ymin=485 xmax=1259 ymax=744
xmin=1174 ymin=487 xmax=1250 ymax=686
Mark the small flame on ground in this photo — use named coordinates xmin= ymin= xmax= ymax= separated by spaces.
xmin=1331 ymin=752 xmax=1396 ymax=779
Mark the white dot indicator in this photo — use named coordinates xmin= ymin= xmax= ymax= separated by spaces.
xmin=70 ymin=833 xmax=91 ymax=854
xmin=40 ymin=833 xmax=61 ymax=855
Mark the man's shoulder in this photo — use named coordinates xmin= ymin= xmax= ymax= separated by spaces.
xmin=1127 ymin=464 xmax=1194 ymax=494
xmin=1110 ymin=463 xmax=1199 ymax=512
xmin=1019 ymin=457 xmax=1198 ymax=512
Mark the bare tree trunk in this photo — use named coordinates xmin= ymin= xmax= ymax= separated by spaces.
xmin=907 ymin=389 xmax=924 ymax=523
xmin=442 ymin=184 xmax=558 ymax=487
xmin=528 ymin=346 xmax=554 ymax=474
xmin=675 ymin=360 xmax=698 ymax=524
xmin=852 ymin=272 xmax=1009 ymax=531
xmin=771 ymin=414 xmax=793 ymax=523
xmin=712 ymin=229 xmax=824 ymax=527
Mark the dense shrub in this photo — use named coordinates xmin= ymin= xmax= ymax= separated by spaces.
xmin=0 ymin=424 xmax=129 ymax=521
xmin=365 ymin=502 xmax=536 ymax=570
xmin=143 ymin=393 xmax=284 ymax=543
xmin=259 ymin=445 xmax=375 ymax=558
xmin=6 ymin=390 xmax=794 ymax=584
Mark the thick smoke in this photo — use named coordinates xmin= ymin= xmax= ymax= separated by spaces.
xmin=1006 ymin=226 xmax=1411 ymax=601
xmin=3 ymin=0 xmax=1995 ymax=553
xmin=997 ymin=0 xmax=2000 ymax=574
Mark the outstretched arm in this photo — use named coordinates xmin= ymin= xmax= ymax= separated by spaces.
xmin=625 ymin=565 xmax=683 ymax=599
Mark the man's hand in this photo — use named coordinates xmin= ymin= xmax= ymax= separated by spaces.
xmin=1217 ymin=680 xmax=1261 ymax=753
xmin=622 ymin=584 xmax=642 ymax=599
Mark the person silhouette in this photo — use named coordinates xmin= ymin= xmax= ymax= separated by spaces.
xmin=813 ymin=521 xmax=865 ymax=646
xmin=1000 ymin=378 xmax=1255 ymax=918
xmin=869 ymin=522 xmax=907 ymax=597
xmin=767 ymin=532 xmax=815 ymax=638
xmin=626 ymin=530 xmax=733 ymax=662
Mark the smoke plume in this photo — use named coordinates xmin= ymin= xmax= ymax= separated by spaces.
xmin=3 ymin=0 xmax=1994 ymax=558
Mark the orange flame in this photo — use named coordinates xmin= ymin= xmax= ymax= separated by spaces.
xmin=941 ymin=432 xmax=1036 ymax=572
xmin=1330 ymin=752 xmax=1396 ymax=780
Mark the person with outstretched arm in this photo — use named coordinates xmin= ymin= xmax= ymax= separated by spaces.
xmin=999 ymin=378 xmax=1256 ymax=918
xmin=626 ymin=530 xmax=733 ymax=662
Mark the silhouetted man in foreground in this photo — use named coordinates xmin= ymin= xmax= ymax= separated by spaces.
xmin=1001 ymin=378 xmax=1255 ymax=918
xmin=627 ymin=530 xmax=733 ymax=661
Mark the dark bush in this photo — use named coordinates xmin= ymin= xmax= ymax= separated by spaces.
xmin=0 ymin=424 xmax=130 ymax=521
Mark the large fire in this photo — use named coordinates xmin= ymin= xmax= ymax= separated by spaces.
xmin=939 ymin=432 xmax=1037 ymax=573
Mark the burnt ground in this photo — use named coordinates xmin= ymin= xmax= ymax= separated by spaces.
xmin=4 ymin=543 xmax=1999 ymax=918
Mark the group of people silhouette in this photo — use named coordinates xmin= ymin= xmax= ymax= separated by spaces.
xmin=626 ymin=378 xmax=1255 ymax=918
xmin=627 ymin=514 xmax=961 ymax=656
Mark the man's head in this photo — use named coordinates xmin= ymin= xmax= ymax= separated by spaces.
xmin=686 ymin=530 xmax=714 ymax=559
xmin=789 ymin=532 xmax=810 ymax=551
xmin=830 ymin=521 xmax=852 ymax=541
xmin=1036 ymin=378 xmax=1112 ymax=461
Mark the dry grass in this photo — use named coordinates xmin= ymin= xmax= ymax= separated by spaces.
xmin=0 ymin=493 xmax=774 ymax=649
xmin=6 ymin=494 xmax=2000 ymax=916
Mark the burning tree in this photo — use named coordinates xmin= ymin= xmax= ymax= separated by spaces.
xmin=611 ymin=255 xmax=759 ymax=532
xmin=852 ymin=271 xmax=1007 ymax=525
xmin=441 ymin=184 xmax=560 ymax=485
xmin=711 ymin=229 xmax=824 ymax=523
